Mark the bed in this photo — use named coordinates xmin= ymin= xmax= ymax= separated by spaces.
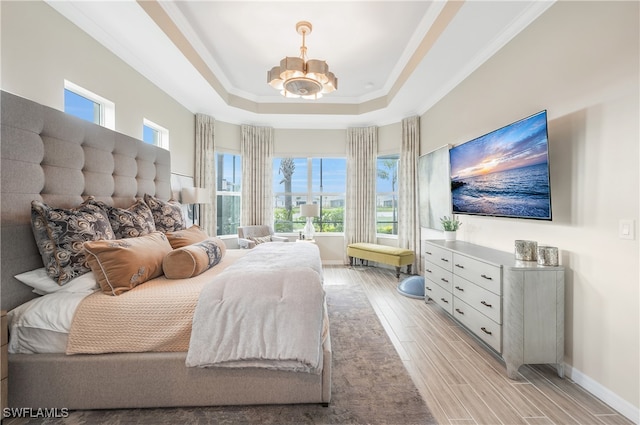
xmin=0 ymin=90 xmax=331 ymax=409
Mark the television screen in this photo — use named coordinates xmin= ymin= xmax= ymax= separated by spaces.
xmin=449 ymin=110 xmax=552 ymax=220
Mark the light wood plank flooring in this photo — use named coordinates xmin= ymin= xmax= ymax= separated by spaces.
xmin=324 ymin=265 xmax=634 ymax=425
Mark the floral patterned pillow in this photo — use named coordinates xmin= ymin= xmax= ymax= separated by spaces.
xmin=31 ymin=200 xmax=115 ymax=285
xmin=87 ymin=198 xmax=156 ymax=239
xmin=143 ymin=194 xmax=185 ymax=233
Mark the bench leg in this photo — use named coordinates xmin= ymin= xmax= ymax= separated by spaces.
xmin=407 ymin=264 xmax=412 ymax=275
xmin=395 ymin=266 xmax=401 ymax=280
xmin=349 ymin=256 xmax=353 ymax=267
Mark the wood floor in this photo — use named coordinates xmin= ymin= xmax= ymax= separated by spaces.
xmin=324 ymin=265 xmax=634 ymax=425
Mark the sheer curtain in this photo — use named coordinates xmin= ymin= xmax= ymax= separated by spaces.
xmin=398 ymin=116 xmax=421 ymax=273
xmin=240 ymin=124 xmax=274 ymax=226
xmin=195 ymin=113 xmax=216 ymax=237
xmin=345 ymin=126 xmax=378 ymax=256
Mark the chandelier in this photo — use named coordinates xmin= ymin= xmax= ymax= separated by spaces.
xmin=267 ymin=21 xmax=337 ymax=100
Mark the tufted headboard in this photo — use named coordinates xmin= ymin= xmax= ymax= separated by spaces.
xmin=0 ymin=91 xmax=173 ymax=310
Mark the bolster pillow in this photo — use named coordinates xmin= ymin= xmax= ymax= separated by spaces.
xmin=84 ymin=232 xmax=173 ymax=296
xmin=163 ymin=237 xmax=227 ymax=279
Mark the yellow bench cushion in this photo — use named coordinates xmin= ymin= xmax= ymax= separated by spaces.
xmin=347 ymin=243 xmax=414 ymax=267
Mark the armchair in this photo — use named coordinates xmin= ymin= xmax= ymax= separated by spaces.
xmin=237 ymin=225 xmax=289 ymax=249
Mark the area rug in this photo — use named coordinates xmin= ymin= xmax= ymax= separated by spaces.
xmin=19 ymin=280 xmax=435 ymax=425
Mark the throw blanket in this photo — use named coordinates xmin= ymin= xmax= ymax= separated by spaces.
xmin=231 ymin=242 xmax=323 ymax=281
xmin=66 ymin=250 xmax=246 ymax=354
xmin=186 ymin=243 xmax=325 ymax=373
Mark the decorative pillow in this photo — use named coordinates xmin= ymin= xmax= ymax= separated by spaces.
xmin=87 ymin=198 xmax=156 ymax=239
xmin=163 ymin=237 xmax=227 ymax=279
xmin=143 ymin=194 xmax=185 ymax=233
xmin=248 ymin=235 xmax=272 ymax=244
xmin=14 ymin=268 xmax=99 ymax=295
xmin=31 ymin=200 xmax=115 ymax=285
xmin=165 ymin=225 xmax=208 ymax=249
xmin=84 ymin=232 xmax=173 ymax=296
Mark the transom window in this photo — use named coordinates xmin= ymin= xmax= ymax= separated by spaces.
xmin=63 ymin=80 xmax=114 ymax=129
xmin=142 ymin=118 xmax=169 ymax=150
xmin=376 ymin=154 xmax=400 ymax=235
xmin=272 ymin=157 xmax=346 ymax=234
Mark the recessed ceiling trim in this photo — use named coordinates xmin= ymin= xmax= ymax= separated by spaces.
xmin=138 ymin=0 xmax=464 ymax=117
xmin=388 ymin=0 xmax=464 ymax=101
xmin=136 ymin=0 xmax=229 ymax=104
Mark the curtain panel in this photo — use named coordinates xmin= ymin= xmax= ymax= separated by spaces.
xmin=398 ymin=116 xmax=421 ymax=273
xmin=241 ymin=125 xmax=274 ymax=227
xmin=345 ymin=126 xmax=378 ymax=256
xmin=195 ymin=113 xmax=216 ymax=237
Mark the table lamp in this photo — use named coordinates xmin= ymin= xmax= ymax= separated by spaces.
xmin=181 ymin=187 xmax=209 ymax=226
xmin=300 ymin=203 xmax=320 ymax=240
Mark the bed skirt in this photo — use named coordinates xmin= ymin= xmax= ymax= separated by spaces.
xmin=8 ymin=333 xmax=331 ymax=410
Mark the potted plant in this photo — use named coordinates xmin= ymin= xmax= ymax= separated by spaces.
xmin=440 ymin=215 xmax=462 ymax=241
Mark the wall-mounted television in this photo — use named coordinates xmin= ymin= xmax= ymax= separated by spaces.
xmin=449 ymin=110 xmax=552 ymax=220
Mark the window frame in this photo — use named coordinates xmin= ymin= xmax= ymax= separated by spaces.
xmin=142 ymin=118 xmax=170 ymax=150
xmin=376 ymin=154 xmax=400 ymax=237
xmin=215 ymin=151 xmax=242 ymax=237
xmin=63 ymin=80 xmax=115 ymax=130
xmin=273 ymin=157 xmax=346 ymax=234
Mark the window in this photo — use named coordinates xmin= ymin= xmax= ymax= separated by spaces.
xmin=376 ymin=154 xmax=399 ymax=235
xmin=216 ymin=152 xmax=241 ymax=236
xmin=273 ymin=157 xmax=346 ymax=234
xmin=63 ymin=80 xmax=115 ymax=129
xmin=143 ymin=119 xmax=169 ymax=150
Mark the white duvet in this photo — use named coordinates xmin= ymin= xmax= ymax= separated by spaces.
xmin=186 ymin=243 xmax=326 ymax=373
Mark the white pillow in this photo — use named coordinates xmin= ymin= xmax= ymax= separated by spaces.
xmin=15 ymin=268 xmax=98 ymax=295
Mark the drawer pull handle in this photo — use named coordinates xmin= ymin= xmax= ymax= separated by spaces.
xmin=481 ymin=301 xmax=492 ymax=308
xmin=425 ymin=269 xmax=432 ymax=273
xmin=441 ymin=258 xmax=449 ymax=262
xmin=454 ymin=286 xmax=464 ymax=292
xmin=481 ymin=327 xmax=492 ymax=335
xmin=455 ymin=264 xmax=464 ymax=269
xmin=425 ymin=251 xmax=432 ymax=255
xmin=425 ymin=286 xmax=432 ymax=291
xmin=441 ymin=278 xmax=449 ymax=283
xmin=481 ymin=274 xmax=493 ymax=280
xmin=455 ymin=308 xmax=464 ymax=315
xmin=440 ymin=298 xmax=449 ymax=304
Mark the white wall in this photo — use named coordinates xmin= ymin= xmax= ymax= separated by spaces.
xmin=0 ymin=1 xmax=195 ymax=176
xmin=420 ymin=1 xmax=639 ymax=417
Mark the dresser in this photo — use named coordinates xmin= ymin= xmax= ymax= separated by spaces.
xmin=1 ymin=310 xmax=7 ymax=413
xmin=423 ymin=240 xmax=564 ymax=379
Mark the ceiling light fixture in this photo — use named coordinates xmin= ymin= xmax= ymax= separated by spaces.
xmin=267 ymin=21 xmax=337 ymax=100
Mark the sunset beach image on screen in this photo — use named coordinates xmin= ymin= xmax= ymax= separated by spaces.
xmin=449 ymin=110 xmax=552 ymax=220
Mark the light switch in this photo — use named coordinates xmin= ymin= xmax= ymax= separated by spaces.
xmin=619 ymin=219 xmax=635 ymax=240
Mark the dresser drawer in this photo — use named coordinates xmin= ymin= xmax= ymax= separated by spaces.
xmin=452 ymin=253 xmax=501 ymax=295
xmin=423 ymin=243 xmax=453 ymax=271
xmin=429 ymin=283 xmax=453 ymax=315
xmin=453 ymin=298 xmax=502 ymax=353
xmin=452 ymin=275 xmax=502 ymax=324
xmin=424 ymin=261 xmax=453 ymax=292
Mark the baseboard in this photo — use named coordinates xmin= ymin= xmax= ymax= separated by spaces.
xmin=565 ymin=364 xmax=639 ymax=424
xmin=322 ymin=260 xmax=346 ymax=265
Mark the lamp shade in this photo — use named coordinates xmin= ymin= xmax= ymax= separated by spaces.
xmin=181 ymin=187 xmax=209 ymax=204
xmin=300 ymin=203 xmax=319 ymax=217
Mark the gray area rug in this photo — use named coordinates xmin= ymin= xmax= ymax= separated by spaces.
xmin=18 ymin=280 xmax=435 ymax=424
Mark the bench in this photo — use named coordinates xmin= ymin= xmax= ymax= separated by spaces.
xmin=347 ymin=243 xmax=415 ymax=279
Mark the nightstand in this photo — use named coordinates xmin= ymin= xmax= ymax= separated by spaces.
xmin=1 ymin=310 xmax=7 ymax=413
xmin=296 ymin=239 xmax=316 ymax=244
